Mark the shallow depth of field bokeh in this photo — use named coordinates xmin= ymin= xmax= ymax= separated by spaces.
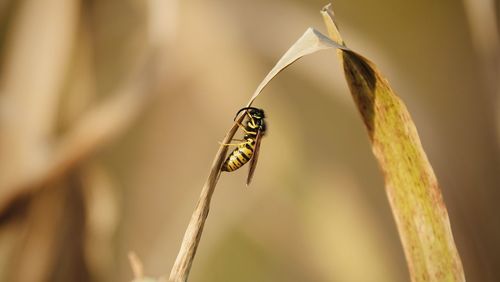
xmin=0 ymin=0 xmax=498 ymax=281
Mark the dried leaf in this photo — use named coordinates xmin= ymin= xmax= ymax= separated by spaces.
xmin=246 ymin=28 xmax=347 ymax=105
xmin=321 ymin=4 xmax=465 ymax=281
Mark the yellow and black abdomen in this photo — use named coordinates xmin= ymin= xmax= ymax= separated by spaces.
xmin=222 ymin=139 xmax=255 ymax=172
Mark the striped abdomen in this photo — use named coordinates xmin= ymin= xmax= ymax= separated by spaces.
xmin=222 ymin=139 xmax=255 ymax=172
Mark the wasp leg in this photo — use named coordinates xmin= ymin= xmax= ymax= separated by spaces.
xmin=235 ymin=121 xmax=257 ymax=135
xmin=218 ymin=138 xmax=245 ymax=146
xmin=247 ymin=114 xmax=258 ymax=128
xmin=242 ymin=112 xmax=259 ymax=132
xmin=218 ymin=140 xmax=251 ymax=147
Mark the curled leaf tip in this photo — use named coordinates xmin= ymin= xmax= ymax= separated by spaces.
xmin=320 ymin=3 xmax=345 ymax=46
xmin=321 ymin=3 xmax=333 ymax=13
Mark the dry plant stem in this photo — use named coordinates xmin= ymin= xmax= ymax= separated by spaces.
xmin=322 ymin=4 xmax=465 ymax=281
xmin=168 ymin=119 xmax=240 ymax=282
xmin=169 ymin=28 xmax=346 ymax=282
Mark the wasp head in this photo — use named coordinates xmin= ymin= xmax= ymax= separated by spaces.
xmin=248 ymin=108 xmax=265 ymax=119
xmin=234 ymin=107 xmax=265 ymax=121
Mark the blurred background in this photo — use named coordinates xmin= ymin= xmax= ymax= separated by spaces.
xmin=0 ymin=0 xmax=498 ymax=281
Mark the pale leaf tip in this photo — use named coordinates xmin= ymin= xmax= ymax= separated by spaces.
xmin=128 ymin=251 xmax=144 ymax=279
xmin=320 ymin=2 xmax=345 ymax=46
xmin=321 ymin=3 xmax=334 ymax=13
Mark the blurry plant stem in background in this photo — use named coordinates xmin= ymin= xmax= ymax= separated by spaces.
xmin=461 ymin=0 xmax=500 ymax=144
xmin=129 ymin=252 xmax=167 ymax=282
xmin=0 ymin=0 xmax=169 ymax=280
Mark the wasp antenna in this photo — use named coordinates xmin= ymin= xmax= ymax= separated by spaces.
xmin=233 ymin=107 xmax=260 ymax=121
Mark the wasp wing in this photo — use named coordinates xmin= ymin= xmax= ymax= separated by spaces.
xmin=246 ymin=129 xmax=263 ymax=186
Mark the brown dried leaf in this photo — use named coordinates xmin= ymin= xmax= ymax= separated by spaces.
xmin=321 ymin=4 xmax=465 ymax=281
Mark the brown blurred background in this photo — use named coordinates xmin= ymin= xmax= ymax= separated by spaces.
xmin=0 ymin=0 xmax=498 ymax=281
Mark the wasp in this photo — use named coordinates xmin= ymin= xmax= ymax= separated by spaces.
xmin=221 ymin=107 xmax=267 ymax=185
